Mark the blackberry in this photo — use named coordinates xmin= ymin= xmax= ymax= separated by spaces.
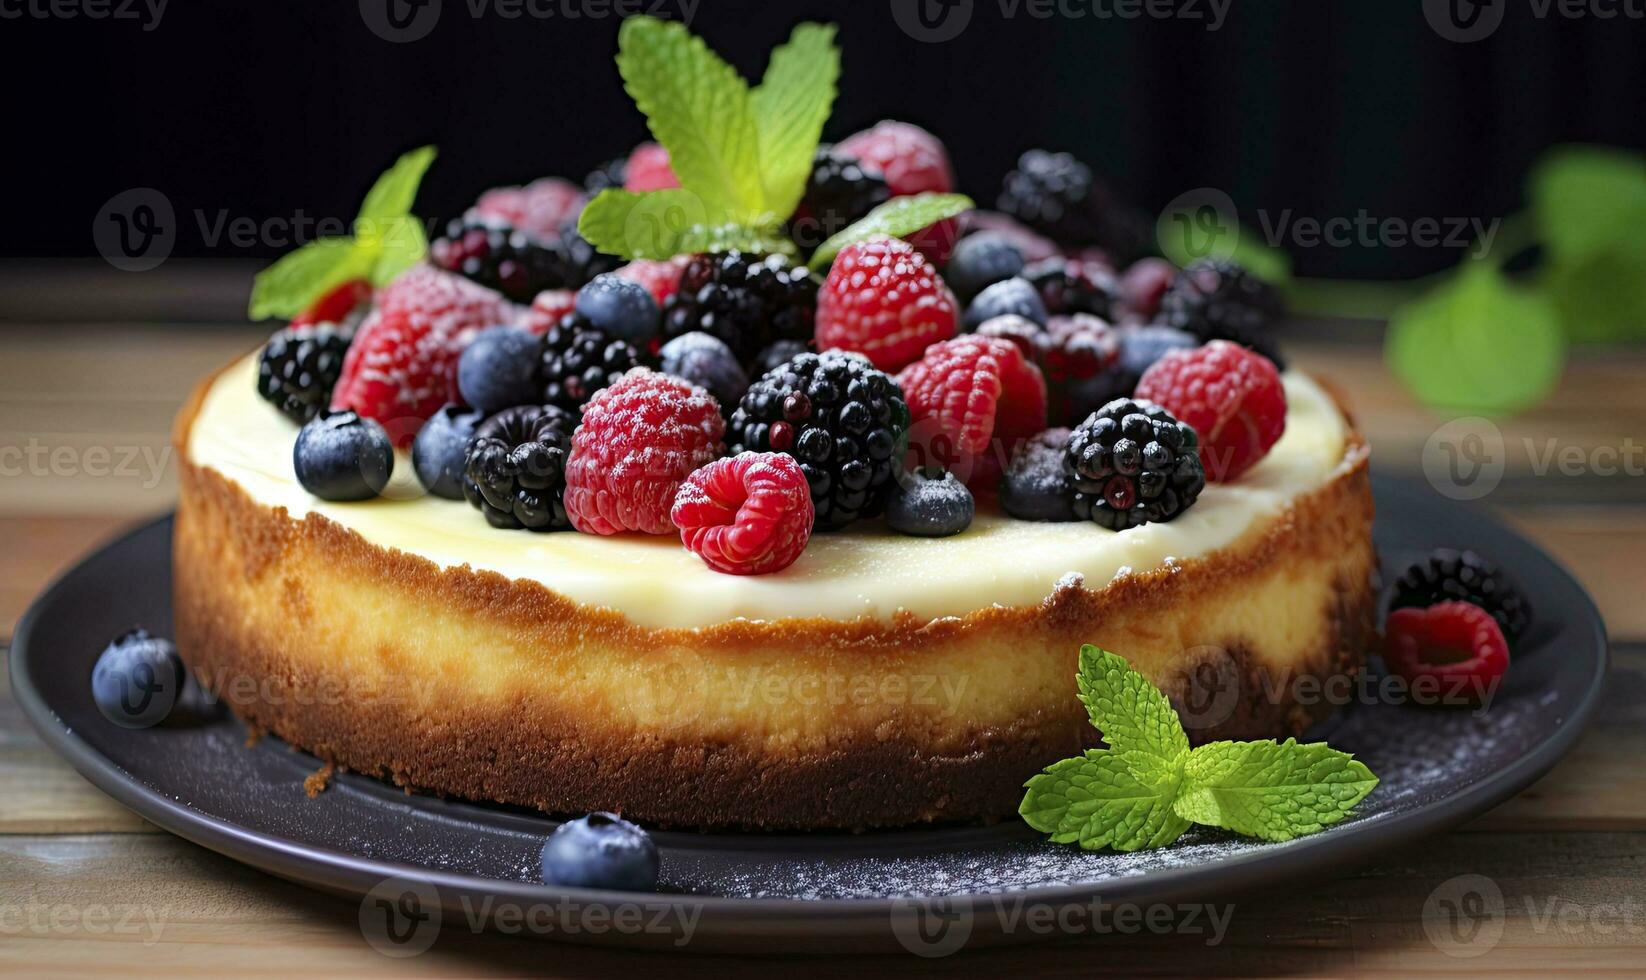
xmin=791 ymin=146 xmax=890 ymax=249
xmin=1390 ymin=549 xmax=1531 ymax=647
xmin=729 ymin=351 xmax=909 ymax=530
xmin=663 ymin=251 xmax=819 ymax=366
xmin=1024 ymin=257 xmax=1119 ymax=318
xmin=1156 ymin=259 xmax=1286 ymax=367
xmin=462 ymin=405 xmax=576 ymax=530
xmin=257 ymin=323 xmax=354 ymax=424
xmin=538 ymin=317 xmax=643 ymax=414
xmin=1065 ymin=398 xmax=1205 ymax=530
xmin=584 ymin=156 xmax=627 ymax=194
xmin=431 ymin=217 xmax=618 ymax=301
xmin=997 ymin=149 xmax=1150 ymax=261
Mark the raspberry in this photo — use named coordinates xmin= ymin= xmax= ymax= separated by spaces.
xmin=290 ymin=278 xmax=372 ymax=330
xmin=1390 ymin=549 xmax=1532 ymax=648
xmin=815 ymin=236 xmax=959 ymax=373
xmin=1383 ymin=601 xmax=1510 ymax=706
xmin=624 ymin=142 xmax=680 ymax=192
xmin=672 ymin=452 xmax=814 ymax=575
xmin=897 ymin=335 xmax=1047 ymax=489
xmin=518 ymin=289 xmax=577 ymax=334
xmin=563 ymin=369 xmax=725 ymax=535
xmin=836 ymin=121 xmax=958 ymax=264
xmin=1135 ymin=340 xmax=1286 ymax=482
xmin=1118 ymin=258 xmax=1176 ymax=321
xmin=331 ymin=265 xmax=517 ymax=446
xmin=471 ymin=178 xmax=586 ymax=240
xmin=613 ymin=256 xmax=688 ymax=308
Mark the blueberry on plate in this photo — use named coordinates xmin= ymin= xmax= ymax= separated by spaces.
xmin=887 ymin=468 xmax=975 ymax=537
xmin=1001 ymin=428 xmax=1079 ymax=521
xmin=944 ymin=232 xmax=1025 ymax=302
xmin=91 ymin=628 xmax=185 ymax=729
xmin=540 ymin=812 xmax=660 ymax=891
xmin=457 ymin=327 xmax=541 ymax=415
xmin=659 ymin=331 xmax=749 ymax=409
xmin=963 ymin=276 xmax=1048 ymax=330
xmin=412 ymin=404 xmax=485 ymax=499
xmin=293 ymin=410 xmax=393 ymax=501
xmin=575 ymin=274 xmax=660 ymax=346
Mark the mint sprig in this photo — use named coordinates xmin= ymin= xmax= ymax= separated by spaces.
xmin=1020 ymin=647 xmax=1378 ymax=852
xmin=248 ymin=146 xmax=435 ymax=320
xmin=806 ymin=193 xmax=975 ymax=270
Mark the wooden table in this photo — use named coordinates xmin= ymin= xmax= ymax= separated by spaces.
xmin=3 ymin=272 xmax=1643 ymax=974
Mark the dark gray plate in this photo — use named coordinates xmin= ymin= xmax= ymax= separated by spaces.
xmin=9 ymin=474 xmax=1608 ymax=953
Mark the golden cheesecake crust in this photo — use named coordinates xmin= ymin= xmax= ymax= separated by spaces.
xmin=171 ymin=369 xmax=1376 ymax=830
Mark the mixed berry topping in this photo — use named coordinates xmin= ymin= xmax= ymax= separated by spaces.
xmin=1065 ymin=398 xmax=1205 ymax=530
xmin=1136 ymin=340 xmax=1287 ymax=482
xmin=1390 ymin=549 xmax=1532 ymax=648
xmin=457 ymin=326 xmax=542 ymax=416
xmin=412 ymin=404 xmax=484 ymax=500
xmin=574 ymin=272 xmax=662 ymax=348
xmin=462 ymin=404 xmax=576 ymax=531
xmin=673 ymin=451 xmax=814 ymax=575
xmin=815 ymin=235 xmax=958 ymax=373
xmin=658 ymin=331 xmax=749 ymax=410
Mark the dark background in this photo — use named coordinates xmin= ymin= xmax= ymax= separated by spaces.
xmin=4 ymin=0 xmax=1644 ymax=280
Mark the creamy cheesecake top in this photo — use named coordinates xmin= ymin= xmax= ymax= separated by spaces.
xmin=188 ymin=354 xmax=1351 ymax=629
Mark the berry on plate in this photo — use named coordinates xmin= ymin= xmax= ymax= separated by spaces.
xmin=412 ymin=404 xmax=484 ymax=500
xmin=540 ymin=813 xmax=660 ymax=891
xmin=1001 ymin=428 xmax=1078 ymax=522
xmin=1065 ymin=398 xmax=1205 ymax=530
xmin=294 ymin=410 xmax=394 ymax=501
xmin=673 ymin=451 xmax=815 ymax=575
xmin=886 ymin=468 xmax=975 ymax=537
xmin=1390 ymin=549 xmax=1531 ymax=648
xmin=623 ymin=141 xmax=680 ymax=192
xmin=330 ymin=264 xmax=518 ymax=445
xmin=91 ymin=628 xmax=185 ymax=729
xmin=257 ymin=322 xmax=356 ymax=425
xmin=963 ymin=276 xmax=1048 ymax=331
xmin=1383 ymin=601 xmax=1510 ymax=706
xmin=729 ymin=351 xmax=909 ymax=531
xmin=1135 ymin=339 xmax=1286 ymax=482
xmin=564 ymin=369 xmax=725 ymax=535
xmin=470 ymin=177 xmax=587 ymax=241
xmin=575 ymin=273 xmax=661 ymax=347
xmin=659 ymin=332 xmax=749 ymax=409
xmin=463 ymin=404 xmax=576 ymax=531
xmin=815 ymin=236 xmax=958 ymax=373
xmin=457 ymin=326 xmax=541 ymax=415
xmin=897 ymin=335 xmax=1048 ymax=490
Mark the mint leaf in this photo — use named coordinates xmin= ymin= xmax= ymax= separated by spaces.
xmin=808 ymin=193 xmax=974 ymax=270
xmin=750 ymin=22 xmax=839 ymax=222
xmin=1530 ymin=146 xmax=1646 ymax=344
xmin=1387 ymin=262 xmax=1563 ymax=416
xmin=617 ymin=16 xmax=764 ymax=220
xmin=1021 ymin=749 xmax=1191 ymax=852
xmin=1075 ymin=645 xmax=1190 ymax=761
xmin=368 ymin=214 xmax=428 ymax=283
xmin=247 ymin=237 xmax=372 ymax=321
xmin=1173 ymin=738 xmax=1378 ymax=842
xmin=356 ymin=145 xmax=437 ymax=226
xmin=578 ymin=188 xmax=794 ymax=260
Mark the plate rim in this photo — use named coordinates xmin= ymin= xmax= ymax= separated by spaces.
xmin=8 ymin=486 xmax=1612 ymax=930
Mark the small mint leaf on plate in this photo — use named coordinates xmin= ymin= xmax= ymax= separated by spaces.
xmin=808 ymin=193 xmax=974 ymax=270
xmin=1074 ymin=645 xmax=1191 ymax=762
xmin=1020 ymin=749 xmax=1191 ymax=852
xmin=1173 ymin=738 xmax=1379 ymax=842
xmin=749 ymin=22 xmax=839 ymax=223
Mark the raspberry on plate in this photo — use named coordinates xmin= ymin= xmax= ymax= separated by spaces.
xmin=672 ymin=452 xmax=814 ymax=575
xmin=1135 ymin=339 xmax=1286 ymax=482
xmin=815 ymin=236 xmax=958 ymax=373
xmin=471 ymin=177 xmax=587 ymax=241
xmin=1383 ymin=601 xmax=1510 ymax=706
xmin=330 ymin=265 xmax=518 ymax=446
xmin=624 ymin=142 xmax=680 ymax=192
xmin=897 ymin=335 xmax=1048 ymax=490
xmin=564 ymin=369 xmax=725 ymax=535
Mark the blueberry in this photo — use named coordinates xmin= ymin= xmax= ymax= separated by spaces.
xmin=457 ymin=327 xmax=540 ymax=415
xmin=887 ymin=468 xmax=974 ymax=537
xmin=659 ymin=331 xmax=749 ymax=408
xmin=963 ymin=276 xmax=1047 ymax=330
xmin=293 ymin=410 xmax=393 ymax=501
xmin=1002 ymin=428 xmax=1079 ymax=521
xmin=575 ymin=274 xmax=660 ymax=346
xmin=91 ymin=628 xmax=185 ymax=729
xmin=945 ymin=232 xmax=1025 ymax=301
xmin=412 ymin=404 xmax=484 ymax=499
xmin=540 ymin=812 xmax=660 ymax=891
xmin=1065 ymin=325 xmax=1199 ymax=421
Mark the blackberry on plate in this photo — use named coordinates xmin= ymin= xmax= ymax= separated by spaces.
xmin=1024 ymin=256 xmax=1119 ymax=318
xmin=257 ymin=323 xmax=354 ymax=424
xmin=538 ymin=318 xmax=642 ymax=413
xmin=431 ymin=217 xmax=618 ymax=301
xmin=462 ymin=404 xmax=576 ymax=531
xmin=1065 ymin=398 xmax=1205 ymax=530
xmin=791 ymin=146 xmax=890 ymax=249
xmin=1156 ymin=258 xmax=1286 ymax=367
xmin=663 ymin=251 xmax=819 ymax=366
xmin=997 ymin=149 xmax=1150 ymax=261
xmin=729 ymin=350 xmax=909 ymax=531
xmin=1390 ymin=549 xmax=1532 ymax=647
